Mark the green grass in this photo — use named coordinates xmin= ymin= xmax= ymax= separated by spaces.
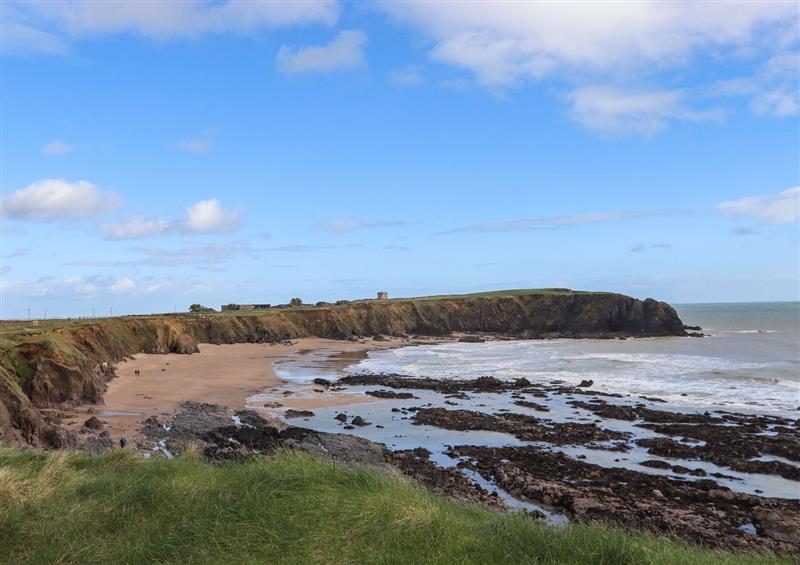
xmin=387 ymin=288 xmax=596 ymax=301
xmin=0 ymin=289 xmax=615 ymax=335
xmin=0 ymin=449 xmax=787 ymax=565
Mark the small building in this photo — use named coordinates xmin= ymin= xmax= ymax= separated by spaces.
xmin=222 ymin=303 xmax=270 ymax=311
xmin=377 ymin=291 xmax=388 ymax=300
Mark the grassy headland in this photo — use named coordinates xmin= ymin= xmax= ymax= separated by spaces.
xmin=0 ymin=289 xmax=686 ymax=447
xmin=0 ymin=448 xmax=787 ymax=565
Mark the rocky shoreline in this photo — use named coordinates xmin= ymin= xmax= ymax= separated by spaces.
xmin=98 ymin=366 xmax=800 ymax=556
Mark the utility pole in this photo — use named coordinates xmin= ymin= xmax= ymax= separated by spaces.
xmin=109 ymin=306 xmax=113 ymax=317
xmin=44 ymin=309 xmax=47 ymax=320
xmin=27 ymin=307 xmax=30 ymax=321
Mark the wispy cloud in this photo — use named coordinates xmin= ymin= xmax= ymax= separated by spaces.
xmin=3 ymin=1 xmax=339 ymax=55
xmin=389 ymin=65 xmax=424 ymax=86
xmin=567 ymin=86 xmax=723 ymax=136
xmin=65 ymin=241 xmax=256 ymax=268
xmin=313 ymin=218 xmax=404 ymax=235
xmin=1 ymin=273 xmax=213 ymax=298
xmin=177 ymin=138 xmax=212 ymax=154
xmin=176 ymin=129 xmax=215 ymax=154
xmin=101 ymin=215 xmax=172 ymax=240
xmin=716 ymin=186 xmax=799 ymax=224
xmin=709 ymin=51 xmax=799 ymax=118
xmin=630 ymin=243 xmax=672 ymax=253
xmin=270 ymin=243 xmax=360 ymax=252
xmin=277 ymin=30 xmax=366 ymax=74
xmin=442 ymin=211 xmax=680 ymax=234
xmin=42 ymin=140 xmax=74 ymax=155
xmin=5 ymin=247 xmax=31 ymax=259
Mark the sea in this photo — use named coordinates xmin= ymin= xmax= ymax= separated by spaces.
xmin=347 ymin=302 xmax=800 ymax=417
xmin=263 ymin=301 xmax=800 ymax=499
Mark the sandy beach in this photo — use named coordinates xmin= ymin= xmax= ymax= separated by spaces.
xmin=61 ymin=336 xmax=440 ymax=442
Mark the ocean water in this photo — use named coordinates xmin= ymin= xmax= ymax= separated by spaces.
xmin=348 ymin=302 xmax=800 ymax=417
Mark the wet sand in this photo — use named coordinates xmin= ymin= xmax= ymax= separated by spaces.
xmin=63 ymin=336 xmax=439 ymax=441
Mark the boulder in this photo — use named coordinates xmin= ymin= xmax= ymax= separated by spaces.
xmin=83 ymin=416 xmax=104 ymax=430
xmin=284 ymin=409 xmax=315 ymax=419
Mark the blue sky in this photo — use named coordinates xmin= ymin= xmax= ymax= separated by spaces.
xmin=1 ymin=1 xmax=799 ymax=318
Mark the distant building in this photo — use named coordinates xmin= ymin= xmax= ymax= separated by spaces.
xmin=221 ymin=303 xmax=271 ymax=311
xmin=377 ymin=291 xmax=388 ymax=300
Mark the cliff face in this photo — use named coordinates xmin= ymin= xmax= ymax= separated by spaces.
xmin=0 ymin=292 xmax=685 ymax=446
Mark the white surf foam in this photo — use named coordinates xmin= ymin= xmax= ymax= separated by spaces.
xmin=349 ymin=340 xmax=800 ymax=416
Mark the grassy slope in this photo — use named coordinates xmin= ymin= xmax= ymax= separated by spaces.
xmin=0 ymin=449 xmax=787 ymax=565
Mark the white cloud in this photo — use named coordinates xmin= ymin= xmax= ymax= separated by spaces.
xmin=277 ymin=30 xmax=366 ymax=74
xmin=378 ymin=2 xmax=796 ymax=133
xmin=110 ymin=277 xmax=136 ymax=294
xmin=379 ymin=2 xmax=797 ymax=88
xmin=314 ymin=218 xmax=404 ymax=235
xmin=42 ymin=140 xmax=74 ymax=155
xmin=716 ymin=187 xmax=800 ymax=224
xmin=3 ymin=1 xmax=339 ymax=54
xmin=567 ymin=86 xmax=722 ymax=135
xmin=101 ymin=215 xmax=172 ymax=240
xmin=2 ymin=179 xmax=122 ymax=221
xmin=183 ymin=198 xmax=243 ymax=233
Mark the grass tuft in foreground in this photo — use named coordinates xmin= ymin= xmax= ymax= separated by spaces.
xmin=0 ymin=448 xmax=789 ymax=564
